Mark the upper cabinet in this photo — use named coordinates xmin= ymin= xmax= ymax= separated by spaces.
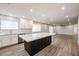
xmin=19 ymin=18 xmax=32 ymax=29
xmin=0 ymin=16 xmax=19 ymax=30
xmin=1 ymin=20 xmax=18 ymax=29
xmin=41 ymin=24 xmax=49 ymax=32
xmin=32 ymin=23 xmax=41 ymax=32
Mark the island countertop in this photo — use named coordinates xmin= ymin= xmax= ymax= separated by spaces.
xmin=19 ymin=33 xmax=55 ymax=42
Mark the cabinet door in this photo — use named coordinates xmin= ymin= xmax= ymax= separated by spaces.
xmin=0 ymin=35 xmax=18 ymax=48
xmin=2 ymin=35 xmax=11 ymax=47
xmin=0 ymin=36 xmax=2 ymax=47
xmin=11 ymin=35 xmax=18 ymax=44
xmin=19 ymin=19 xmax=32 ymax=29
xmin=0 ymin=42 xmax=1 ymax=47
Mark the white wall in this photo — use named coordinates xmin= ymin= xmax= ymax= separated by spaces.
xmin=55 ymin=25 xmax=74 ymax=35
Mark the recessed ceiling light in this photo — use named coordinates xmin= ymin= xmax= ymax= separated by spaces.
xmin=30 ymin=9 xmax=33 ymax=12
xmin=61 ymin=7 xmax=65 ymax=10
xmin=65 ymin=16 xmax=68 ymax=18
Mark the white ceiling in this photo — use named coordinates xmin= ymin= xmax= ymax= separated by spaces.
xmin=0 ymin=3 xmax=78 ymax=25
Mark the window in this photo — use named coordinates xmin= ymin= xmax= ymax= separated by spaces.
xmin=32 ymin=23 xmax=41 ymax=32
xmin=1 ymin=17 xmax=18 ymax=29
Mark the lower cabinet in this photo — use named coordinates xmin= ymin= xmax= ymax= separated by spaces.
xmin=10 ymin=35 xmax=18 ymax=44
xmin=24 ymin=36 xmax=51 ymax=56
xmin=0 ymin=35 xmax=18 ymax=48
xmin=0 ymin=39 xmax=2 ymax=47
xmin=2 ymin=35 xmax=11 ymax=47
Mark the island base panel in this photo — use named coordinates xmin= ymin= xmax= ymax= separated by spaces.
xmin=24 ymin=36 xmax=51 ymax=56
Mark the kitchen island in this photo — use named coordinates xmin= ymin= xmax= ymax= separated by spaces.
xmin=19 ymin=33 xmax=53 ymax=56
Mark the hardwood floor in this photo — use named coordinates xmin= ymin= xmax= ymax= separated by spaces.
xmin=0 ymin=35 xmax=78 ymax=56
xmin=35 ymin=35 xmax=78 ymax=56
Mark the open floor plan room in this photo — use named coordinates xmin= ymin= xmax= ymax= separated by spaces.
xmin=0 ymin=3 xmax=79 ymax=56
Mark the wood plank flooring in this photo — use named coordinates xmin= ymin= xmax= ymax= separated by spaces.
xmin=0 ymin=35 xmax=79 ymax=56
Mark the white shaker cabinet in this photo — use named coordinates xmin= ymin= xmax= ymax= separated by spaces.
xmin=1 ymin=35 xmax=11 ymax=47
xmin=0 ymin=35 xmax=18 ymax=48
xmin=0 ymin=42 xmax=1 ymax=47
xmin=10 ymin=35 xmax=18 ymax=44
xmin=19 ymin=19 xmax=32 ymax=29
xmin=0 ymin=37 xmax=2 ymax=47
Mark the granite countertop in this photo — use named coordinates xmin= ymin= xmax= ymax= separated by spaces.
xmin=19 ymin=33 xmax=55 ymax=42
